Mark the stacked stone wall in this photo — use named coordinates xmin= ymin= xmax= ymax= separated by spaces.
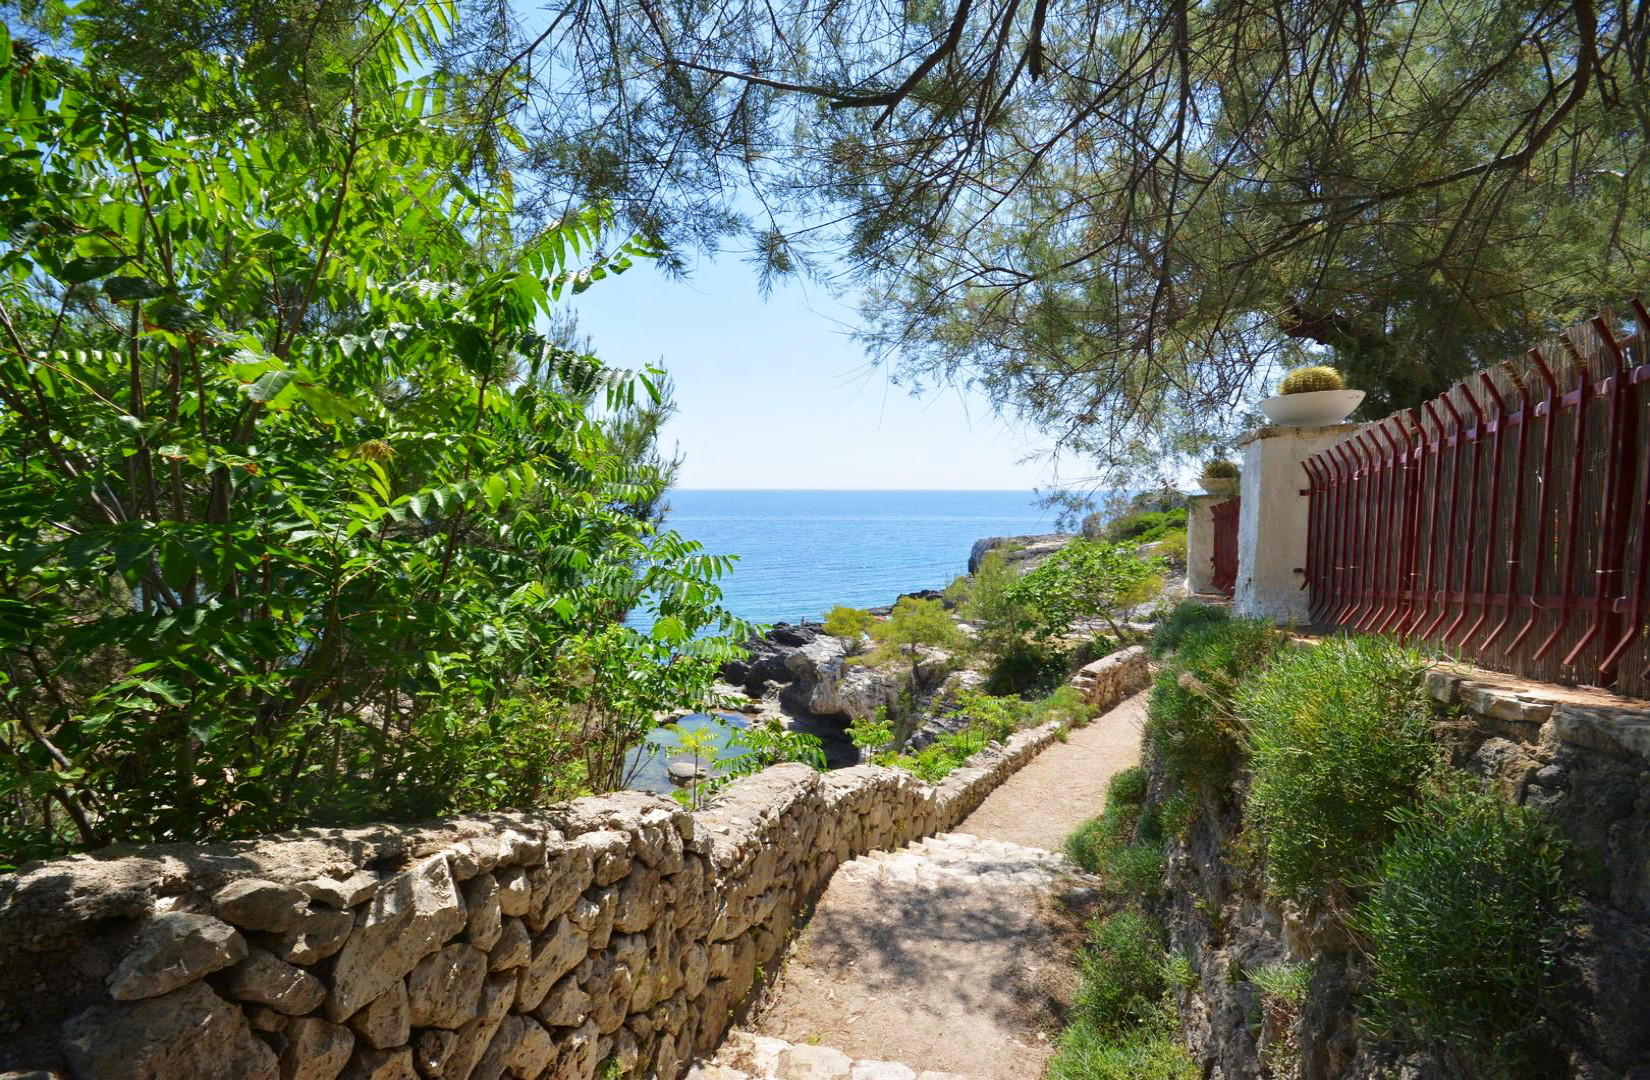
xmin=0 ymin=658 xmax=1146 ymax=1080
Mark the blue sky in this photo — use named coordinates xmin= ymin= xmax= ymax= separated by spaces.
xmin=570 ymin=255 xmax=1063 ymax=490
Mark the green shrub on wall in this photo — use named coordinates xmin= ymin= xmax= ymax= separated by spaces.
xmin=1145 ymin=618 xmax=1281 ymax=793
xmin=1148 ymin=600 xmax=1231 ymax=658
xmin=1356 ymin=786 xmax=1574 ymax=1074
xmin=1238 ymin=636 xmax=1437 ymax=903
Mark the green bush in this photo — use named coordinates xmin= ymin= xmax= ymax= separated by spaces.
xmin=1031 ymin=686 xmax=1099 ymax=729
xmin=1108 ymin=766 xmax=1149 ymax=805
xmin=1067 ymin=767 xmax=1165 ymax=896
xmin=1145 ymin=618 xmax=1281 ymax=792
xmin=983 ymin=637 xmax=1071 ymax=695
xmin=1238 ymin=636 xmax=1437 ymax=902
xmin=1073 ymin=911 xmax=1172 ymax=1036
xmin=1148 ymin=601 xmax=1231 ymax=658
xmin=1105 ymin=508 xmax=1189 ymax=544
xmin=1247 ymin=961 xmax=1311 ymax=1009
xmin=1046 ymin=1022 xmax=1198 ymax=1080
xmin=1356 ymin=788 xmax=1573 ymax=1073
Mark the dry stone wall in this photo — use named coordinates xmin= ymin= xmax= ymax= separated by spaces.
xmin=0 ymin=678 xmax=1122 ymax=1080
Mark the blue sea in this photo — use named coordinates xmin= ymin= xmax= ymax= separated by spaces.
xmin=659 ymin=489 xmax=1057 ymax=626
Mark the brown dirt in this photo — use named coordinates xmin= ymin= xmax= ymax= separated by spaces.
xmin=953 ymin=689 xmax=1149 ymax=850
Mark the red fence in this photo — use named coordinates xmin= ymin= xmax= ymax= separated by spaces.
xmin=1303 ymin=302 xmax=1650 ymax=698
xmin=1211 ymin=497 xmax=1239 ymax=597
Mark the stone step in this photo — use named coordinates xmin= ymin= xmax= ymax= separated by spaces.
xmin=836 ymin=831 xmax=1074 ymax=889
xmin=687 ymin=1030 xmax=984 ymax=1080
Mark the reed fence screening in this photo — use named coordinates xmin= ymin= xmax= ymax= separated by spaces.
xmin=1303 ymin=302 xmax=1650 ymax=698
xmin=1211 ymin=497 xmax=1240 ymax=597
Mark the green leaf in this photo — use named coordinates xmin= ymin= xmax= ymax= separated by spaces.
xmin=60 ymin=255 xmax=130 ymax=283
xmin=104 ymin=276 xmax=167 ymax=301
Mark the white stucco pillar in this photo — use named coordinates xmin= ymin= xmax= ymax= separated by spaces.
xmin=1185 ymin=494 xmax=1219 ymax=595
xmin=1233 ymin=423 xmax=1359 ymax=625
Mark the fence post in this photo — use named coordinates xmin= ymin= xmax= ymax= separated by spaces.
xmin=1234 ymin=422 xmax=1361 ymax=625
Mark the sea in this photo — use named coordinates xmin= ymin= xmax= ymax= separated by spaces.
xmin=658 ymin=489 xmax=1058 ymax=626
xmin=624 ymin=490 xmax=1057 ymax=794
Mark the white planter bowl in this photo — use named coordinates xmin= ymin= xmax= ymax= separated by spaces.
xmin=1198 ymin=477 xmax=1239 ymax=497
xmin=1259 ymin=389 xmax=1365 ymax=427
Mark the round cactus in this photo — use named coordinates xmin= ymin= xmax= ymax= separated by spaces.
xmin=1278 ymin=364 xmax=1346 ymax=394
xmin=1201 ymin=458 xmax=1240 ymax=479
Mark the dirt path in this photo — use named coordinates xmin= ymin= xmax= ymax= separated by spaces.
xmin=954 ymin=689 xmax=1149 ymax=850
xmin=688 ymin=691 xmax=1148 ymax=1080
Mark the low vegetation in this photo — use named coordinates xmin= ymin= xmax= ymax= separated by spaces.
xmin=1140 ymin=606 xmax=1580 ymax=1077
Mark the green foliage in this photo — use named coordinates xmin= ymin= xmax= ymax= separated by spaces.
xmin=1107 ymin=766 xmax=1149 ymax=806
xmin=1074 ymin=911 xmax=1174 ymax=1037
xmin=1247 ymin=962 xmax=1311 ymax=1009
xmin=1105 ymin=508 xmax=1188 ymax=545
xmin=1144 ymin=620 xmax=1282 ymax=793
xmin=959 ymin=549 xmax=1028 ymax=652
xmin=824 ymin=605 xmax=876 ymax=648
xmin=1356 ymin=788 xmax=1573 ymax=1074
xmin=862 ymin=596 xmax=962 ymax=681
xmin=981 ymin=637 xmax=1071 ymax=696
xmin=0 ymin=11 xmax=742 ymax=861
xmin=1031 ymin=686 xmax=1098 ymax=730
xmin=1067 ymin=766 xmax=1165 ymax=898
xmin=1045 ymin=1025 xmax=1198 ymax=1080
xmin=1278 ymin=365 xmax=1347 ymax=394
xmin=881 ymin=691 xmax=1030 ymax=783
xmin=1238 ymin=637 xmax=1437 ymax=903
xmin=1201 ymin=459 xmax=1239 ymax=479
xmin=1010 ymin=540 xmax=1164 ymax=641
xmin=1148 ymin=601 xmax=1231 ymax=658
xmin=846 ymin=710 xmax=896 ymax=753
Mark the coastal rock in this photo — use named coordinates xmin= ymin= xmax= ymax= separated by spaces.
xmin=667 ymin=760 xmax=708 ymax=784
xmin=967 ymin=533 xmax=1072 ymax=574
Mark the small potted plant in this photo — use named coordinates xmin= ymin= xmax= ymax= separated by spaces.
xmin=1260 ymin=364 xmax=1365 ymax=426
xmin=1198 ymin=458 xmax=1240 ymax=497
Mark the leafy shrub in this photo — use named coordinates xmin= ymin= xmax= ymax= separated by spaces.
xmin=983 ymin=637 xmax=1071 ymax=696
xmin=1278 ymin=364 xmax=1346 ymax=393
xmin=1046 ymin=1025 xmax=1198 ymax=1080
xmin=1105 ymin=507 xmax=1189 ymax=545
xmin=824 ymin=606 xmax=876 ymax=649
xmin=846 ymin=710 xmax=896 ymax=753
xmin=1148 ymin=601 xmax=1231 ymax=658
xmin=1151 ymin=527 xmax=1188 ymax=566
xmin=1031 ymin=686 xmax=1098 ymax=729
xmin=1201 ymin=459 xmax=1240 ymax=479
xmin=1009 ymin=539 xmax=1166 ymax=641
xmin=1108 ymin=766 xmax=1149 ymax=805
xmin=1074 ymin=911 xmax=1172 ymax=1036
xmin=882 ymin=691 xmax=1030 ymax=782
xmin=1356 ymin=788 xmax=1573 ymax=1073
xmin=1145 ymin=619 xmax=1281 ymax=792
xmin=0 ymin=22 xmax=743 ymax=861
xmin=1238 ymin=637 xmax=1437 ymax=902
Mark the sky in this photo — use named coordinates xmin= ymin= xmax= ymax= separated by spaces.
xmin=569 ymin=254 xmax=1066 ymax=491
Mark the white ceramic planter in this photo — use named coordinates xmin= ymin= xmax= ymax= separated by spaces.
xmin=1197 ymin=477 xmax=1239 ymax=497
xmin=1259 ymin=388 xmax=1365 ymax=427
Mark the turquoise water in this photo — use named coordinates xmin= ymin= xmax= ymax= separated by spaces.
xmin=625 ymin=712 xmax=751 ymax=795
xmin=661 ymin=490 xmax=1055 ymax=625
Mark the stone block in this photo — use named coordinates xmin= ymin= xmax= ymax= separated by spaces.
xmin=460 ymin=874 xmax=502 ymax=952
xmin=108 ymin=911 xmax=247 ymax=1001
xmin=270 ymin=905 xmax=354 ymax=965
xmin=278 ymin=1017 xmax=354 ymax=1080
xmin=220 ymin=947 xmax=327 ymax=1015
xmin=515 ymin=915 xmax=587 ymax=1013
xmin=347 ymin=980 xmax=409 ymax=1050
xmin=326 ymin=854 xmax=467 ymax=1021
xmin=61 ymin=980 xmax=278 ymax=1080
xmin=405 ymin=943 xmax=487 ymax=1029
xmin=340 ymin=1046 xmax=416 ymax=1080
xmin=216 ymin=879 xmax=310 ymax=933
xmin=488 ymin=916 xmax=530 ymax=971
xmin=495 ymin=866 xmax=531 ymax=917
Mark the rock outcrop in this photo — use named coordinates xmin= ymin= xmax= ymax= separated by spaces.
xmin=965 ymin=534 xmax=1072 ymax=574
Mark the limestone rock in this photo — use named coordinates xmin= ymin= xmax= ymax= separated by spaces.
xmin=405 ymin=943 xmax=486 ymax=1029
xmin=460 ymin=874 xmax=502 ymax=952
xmin=271 ymin=905 xmax=354 ymax=965
xmin=278 ymin=1017 xmax=354 ymax=1080
xmin=578 ymin=830 xmax=632 ymax=887
xmin=466 ymin=1014 xmax=525 ymax=1080
xmin=340 ymin=1046 xmax=416 ymax=1080
xmin=298 ymin=873 xmax=380 ymax=910
xmin=431 ymin=972 xmax=516 ymax=1079
xmin=61 ymin=980 xmax=278 ymax=1080
xmin=522 ymin=846 xmax=593 ymax=934
xmin=612 ymin=870 xmax=662 ymax=933
xmin=510 ymin=1018 xmax=556 ymax=1078
xmin=326 ymin=854 xmax=466 ymax=1021
xmin=108 ymin=911 xmax=247 ymax=1001
xmin=494 ymin=866 xmax=531 ymax=917
xmin=488 ymin=917 xmax=530 ymax=971
xmin=221 ymin=947 xmax=327 ymax=1014
xmin=515 ymin=916 xmax=587 ymax=1013
xmin=413 ymin=1028 xmax=457 ymax=1076
xmin=778 ymin=1044 xmax=853 ymax=1080
xmin=215 ymin=879 xmax=310 ymax=933
xmin=532 ymin=975 xmax=591 ymax=1027
xmin=347 ymin=980 xmax=409 ymax=1050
